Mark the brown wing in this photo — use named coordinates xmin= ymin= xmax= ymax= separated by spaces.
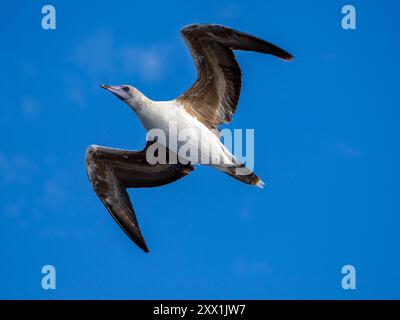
xmin=177 ymin=24 xmax=293 ymax=130
xmin=85 ymin=144 xmax=193 ymax=253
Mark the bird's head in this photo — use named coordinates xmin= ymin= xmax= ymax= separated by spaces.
xmin=101 ymin=84 xmax=148 ymax=111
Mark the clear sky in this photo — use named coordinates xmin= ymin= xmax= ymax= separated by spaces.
xmin=1 ymin=0 xmax=399 ymax=299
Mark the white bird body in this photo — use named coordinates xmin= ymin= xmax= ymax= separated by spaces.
xmin=134 ymin=99 xmax=236 ymax=166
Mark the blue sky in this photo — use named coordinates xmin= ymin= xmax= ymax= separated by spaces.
xmin=1 ymin=0 xmax=399 ymax=299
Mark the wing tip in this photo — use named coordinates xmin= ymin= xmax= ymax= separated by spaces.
xmin=135 ymin=237 xmax=150 ymax=253
xmin=142 ymin=246 xmax=150 ymax=253
xmin=280 ymin=51 xmax=294 ymax=61
xmin=281 ymin=44 xmax=294 ymax=60
xmin=264 ymin=44 xmax=293 ymax=61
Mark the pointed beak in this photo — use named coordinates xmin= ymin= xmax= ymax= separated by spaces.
xmin=100 ymin=84 xmax=131 ymax=100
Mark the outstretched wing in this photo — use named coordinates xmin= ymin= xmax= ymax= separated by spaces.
xmin=177 ymin=24 xmax=293 ymax=130
xmin=85 ymin=144 xmax=193 ymax=252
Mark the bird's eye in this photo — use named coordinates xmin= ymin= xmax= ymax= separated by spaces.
xmin=123 ymin=86 xmax=130 ymax=92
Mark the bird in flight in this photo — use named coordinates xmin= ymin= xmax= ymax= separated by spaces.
xmin=86 ymin=24 xmax=292 ymax=253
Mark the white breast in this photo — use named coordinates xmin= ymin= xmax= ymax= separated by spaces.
xmin=135 ymin=100 xmax=235 ymax=165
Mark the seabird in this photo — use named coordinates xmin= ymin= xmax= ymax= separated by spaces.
xmin=86 ymin=24 xmax=292 ymax=252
